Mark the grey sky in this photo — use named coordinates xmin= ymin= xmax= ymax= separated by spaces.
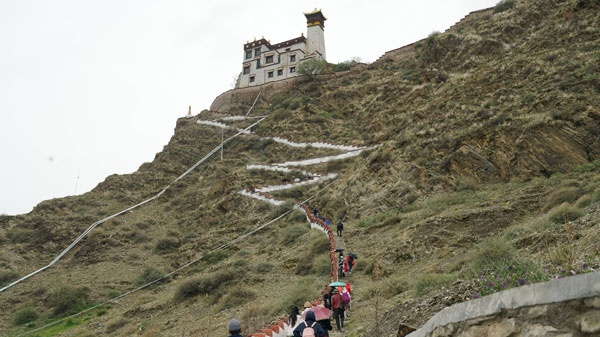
xmin=0 ymin=0 xmax=499 ymax=215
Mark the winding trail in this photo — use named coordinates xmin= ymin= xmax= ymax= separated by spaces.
xmin=196 ymin=112 xmax=363 ymax=337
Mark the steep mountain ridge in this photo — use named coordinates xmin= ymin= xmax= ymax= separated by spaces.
xmin=1 ymin=0 xmax=600 ymax=336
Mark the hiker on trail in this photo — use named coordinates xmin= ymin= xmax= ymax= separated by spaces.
xmin=293 ymin=311 xmax=327 ymax=337
xmin=313 ymin=205 xmax=319 ymax=217
xmin=325 ymin=219 xmax=331 ymax=227
xmin=344 ymin=255 xmax=355 ymax=274
xmin=331 ymin=289 xmax=344 ymax=332
xmin=338 ymin=253 xmax=345 ymax=279
xmin=341 ymin=287 xmax=351 ymax=319
xmin=336 ymin=221 xmax=343 ymax=237
xmin=286 ymin=306 xmax=303 ymax=336
xmin=250 ymin=185 xmax=256 ymax=193
xmin=323 ymin=288 xmax=331 ymax=309
xmin=227 ymin=319 xmax=243 ymax=337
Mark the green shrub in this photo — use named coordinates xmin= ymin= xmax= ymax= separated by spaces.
xmin=216 ymin=286 xmax=257 ymax=310
xmin=0 ymin=270 xmax=19 ymax=287
xmin=173 ymin=269 xmax=238 ymax=302
xmin=46 ymin=286 xmax=88 ymax=316
xmin=309 ymin=235 xmax=330 ymax=255
xmin=549 ymin=204 xmax=584 ymax=224
xmin=271 ymin=278 xmax=317 ymax=315
xmin=105 ymin=318 xmax=128 ymax=334
xmin=203 ymin=250 xmax=230 ymax=265
xmin=494 ymin=0 xmax=516 ymax=13
xmin=282 ymin=225 xmax=309 ymax=245
xmin=332 ymin=62 xmax=352 ymax=72
xmin=575 ymin=194 xmax=593 ymax=209
xmin=467 ymin=238 xmax=546 ymax=296
xmin=544 ymin=187 xmax=580 ymax=210
xmin=233 ymin=259 xmax=249 ymax=267
xmin=384 ymin=275 xmax=409 ymax=296
xmin=311 ymin=255 xmax=331 ymax=275
xmin=6 ymin=228 xmax=32 ymax=243
xmin=106 ymin=290 xmax=121 ymax=299
xmin=13 ymin=306 xmax=38 ymax=325
xmin=414 ymin=273 xmax=458 ymax=297
xmin=298 ymin=58 xmax=328 ymax=80
xmin=254 ymin=262 xmax=273 ymax=273
xmin=134 ymin=267 xmax=165 ymax=287
xmin=574 ymin=160 xmax=600 ymax=173
xmin=153 ymin=237 xmax=180 ymax=253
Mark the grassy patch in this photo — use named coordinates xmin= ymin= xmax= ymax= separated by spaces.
xmin=414 ymin=273 xmax=458 ymax=297
xmin=46 ymin=286 xmax=88 ymax=317
xmin=14 ymin=307 xmax=39 ymax=326
xmin=548 ymin=203 xmax=584 ymax=224
xmin=134 ymin=267 xmax=165 ymax=287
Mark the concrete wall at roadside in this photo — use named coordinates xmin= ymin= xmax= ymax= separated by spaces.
xmin=407 ymin=272 xmax=600 ymax=337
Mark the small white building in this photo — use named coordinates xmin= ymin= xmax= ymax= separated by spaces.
xmin=238 ymin=9 xmax=327 ymax=88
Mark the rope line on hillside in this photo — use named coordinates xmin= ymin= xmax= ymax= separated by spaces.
xmin=15 ymin=179 xmax=338 ymax=337
xmin=245 ymin=91 xmax=261 ymax=116
xmin=0 ymin=117 xmax=266 ymax=294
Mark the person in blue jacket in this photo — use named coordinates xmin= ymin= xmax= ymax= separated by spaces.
xmin=293 ymin=311 xmax=327 ymax=337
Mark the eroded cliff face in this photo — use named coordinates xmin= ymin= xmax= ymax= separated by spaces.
xmin=448 ymin=125 xmax=596 ymax=183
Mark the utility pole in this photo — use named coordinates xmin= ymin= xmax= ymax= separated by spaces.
xmin=221 ymin=128 xmax=224 ymax=161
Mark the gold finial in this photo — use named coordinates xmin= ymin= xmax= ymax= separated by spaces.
xmin=254 ymin=37 xmax=256 ymax=41
xmin=246 ymin=40 xmax=249 ymax=43
xmin=268 ymin=40 xmax=271 ymax=43
xmin=301 ymin=32 xmax=304 ymax=37
xmin=261 ymin=35 xmax=264 ymax=39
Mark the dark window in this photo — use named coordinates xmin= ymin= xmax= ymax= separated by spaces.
xmin=249 ymin=76 xmax=255 ymax=83
xmin=290 ymin=55 xmax=296 ymax=62
xmin=277 ymin=69 xmax=283 ymax=76
xmin=285 ymin=48 xmax=291 ymax=51
xmin=254 ymin=48 xmax=261 ymax=57
xmin=290 ymin=66 xmax=296 ymax=73
xmin=265 ymin=55 xmax=273 ymax=63
xmin=243 ymin=66 xmax=250 ymax=75
xmin=256 ymin=59 xmax=260 ymax=68
xmin=245 ymin=51 xmax=252 ymax=59
xmin=268 ymin=71 xmax=273 ymax=78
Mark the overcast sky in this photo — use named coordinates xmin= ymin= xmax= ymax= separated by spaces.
xmin=0 ymin=0 xmax=499 ymax=215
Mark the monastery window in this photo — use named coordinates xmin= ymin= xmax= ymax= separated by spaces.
xmin=249 ymin=75 xmax=255 ymax=83
xmin=268 ymin=71 xmax=274 ymax=78
xmin=290 ymin=55 xmax=296 ymax=62
xmin=243 ymin=65 xmax=250 ymax=75
xmin=254 ymin=48 xmax=261 ymax=57
xmin=286 ymin=48 xmax=291 ymax=52
xmin=277 ymin=69 xmax=283 ymax=76
xmin=265 ymin=55 xmax=274 ymax=63
xmin=289 ymin=66 xmax=296 ymax=73
xmin=245 ymin=51 xmax=252 ymax=59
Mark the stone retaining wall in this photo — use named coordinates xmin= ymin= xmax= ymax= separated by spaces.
xmin=375 ymin=7 xmax=493 ymax=64
xmin=407 ymin=272 xmax=600 ymax=337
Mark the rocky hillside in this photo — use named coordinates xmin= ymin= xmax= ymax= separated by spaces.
xmin=1 ymin=0 xmax=600 ymax=336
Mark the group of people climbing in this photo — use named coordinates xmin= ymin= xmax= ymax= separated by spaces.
xmin=225 ymin=282 xmax=353 ymax=337
xmin=312 ymin=205 xmax=344 ymax=238
xmin=226 ymin=204 xmax=356 ymax=337
xmin=286 ymin=282 xmax=353 ymax=336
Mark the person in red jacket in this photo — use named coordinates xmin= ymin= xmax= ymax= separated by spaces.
xmin=330 ymin=289 xmax=344 ymax=331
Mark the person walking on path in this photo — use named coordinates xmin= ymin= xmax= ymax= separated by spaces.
xmin=293 ymin=311 xmax=327 ymax=337
xmin=336 ymin=221 xmax=343 ymax=237
xmin=227 ymin=319 xmax=243 ymax=337
xmin=286 ymin=306 xmax=303 ymax=336
xmin=331 ymin=289 xmax=344 ymax=332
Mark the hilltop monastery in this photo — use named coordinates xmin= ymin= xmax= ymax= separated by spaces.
xmin=238 ymin=9 xmax=327 ymax=88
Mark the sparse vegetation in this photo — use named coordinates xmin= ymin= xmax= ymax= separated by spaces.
xmin=0 ymin=270 xmax=19 ymax=287
xmin=134 ymin=266 xmax=165 ymax=287
xmin=494 ymin=0 xmax=516 ymax=14
xmin=154 ymin=237 xmax=180 ymax=253
xmin=414 ymin=273 xmax=458 ymax=297
xmin=46 ymin=286 xmax=88 ymax=316
xmin=13 ymin=306 xmax=38 ymax=326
